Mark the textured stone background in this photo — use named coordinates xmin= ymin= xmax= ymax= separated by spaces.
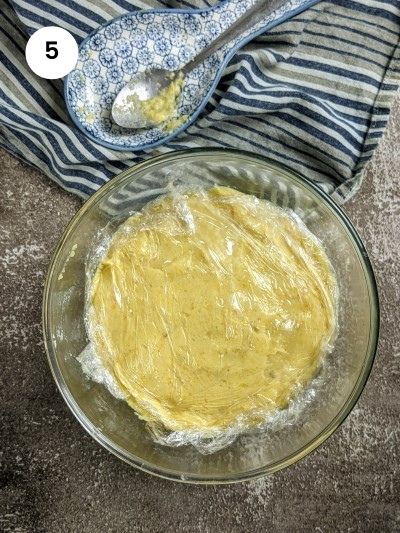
xmin=1 ymin=94 xmax=399 ymax=532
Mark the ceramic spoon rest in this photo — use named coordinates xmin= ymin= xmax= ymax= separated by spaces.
xmin=65 ymin=0 xmax=319 ymax=151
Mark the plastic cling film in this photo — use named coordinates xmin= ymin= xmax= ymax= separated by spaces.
xmin=83 ymin=186 xmax=338 ymax=454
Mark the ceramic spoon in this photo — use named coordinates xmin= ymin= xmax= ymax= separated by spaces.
xmin=66 ymin=0 xmax=320 ymax=150
xmin=113 ymin=0 xmax=301 ymax=129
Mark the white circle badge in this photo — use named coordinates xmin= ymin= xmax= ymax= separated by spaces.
xmin=25 ymin=26 xmax=79 ymax=79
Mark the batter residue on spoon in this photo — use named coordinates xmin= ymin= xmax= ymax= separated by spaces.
xmin=87 ymin=186 xmax=337 ymax=433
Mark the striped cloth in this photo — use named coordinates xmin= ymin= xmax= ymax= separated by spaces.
xmin=0 ymin=0 xmax=399 ymax=202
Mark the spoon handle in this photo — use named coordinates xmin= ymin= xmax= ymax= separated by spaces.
xmin=182 ymin=0 xmax=292 ymax=74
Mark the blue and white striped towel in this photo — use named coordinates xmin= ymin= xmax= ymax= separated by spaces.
xmin=0 ymin=0 xmax=399 ymax=201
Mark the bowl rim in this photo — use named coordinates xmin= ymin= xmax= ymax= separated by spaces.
xmin=42 ymin=148 xmax=380 ymax=484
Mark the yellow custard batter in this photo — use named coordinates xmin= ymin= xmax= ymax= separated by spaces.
xmin=89 ymin=187 xmax=337 ymax=432
xmin=127 ymin=73 xmax=184 ymax=128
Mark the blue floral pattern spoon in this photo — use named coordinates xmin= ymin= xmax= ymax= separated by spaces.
xmin=65 ymin=0 xmax=320 ymax=151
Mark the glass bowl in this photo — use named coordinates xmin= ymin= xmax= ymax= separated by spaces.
xmin=43 ymin=148 xmax=379 ymax=484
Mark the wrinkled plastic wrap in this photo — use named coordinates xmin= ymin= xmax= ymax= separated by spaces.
xmin=81 ymin=185 xmax=338 ymax=454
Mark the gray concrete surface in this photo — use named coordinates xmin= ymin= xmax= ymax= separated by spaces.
xmin=1 ymin=96 xmax=399 ymax=532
